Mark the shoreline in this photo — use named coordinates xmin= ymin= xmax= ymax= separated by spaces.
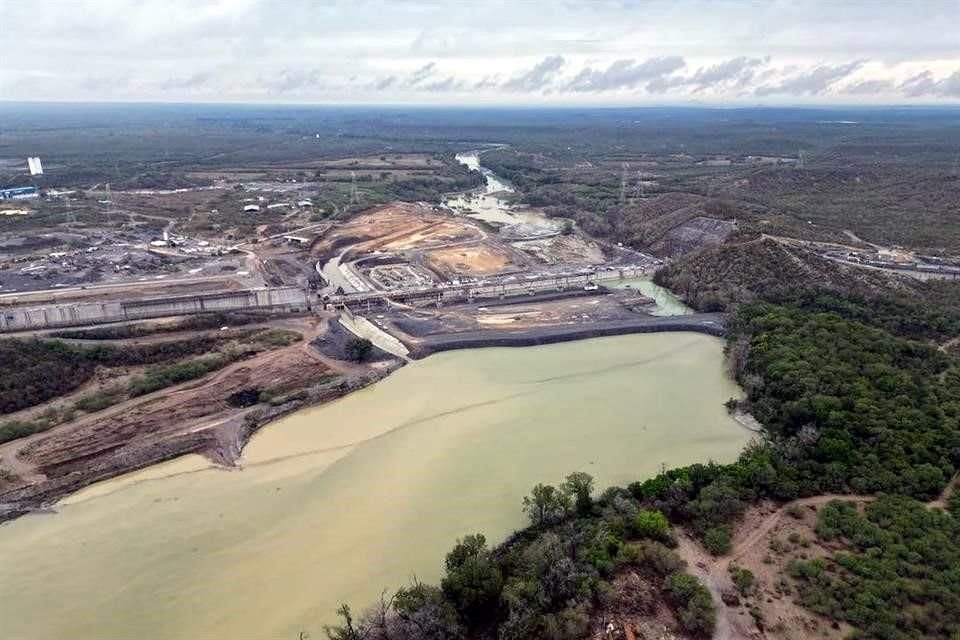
xmin=0 ymin=361 xmax=401 ymax=524
xmin=0 ymin=314 xmax=727 ymax=524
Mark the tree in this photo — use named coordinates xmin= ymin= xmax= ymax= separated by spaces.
xmin=391 ymin=581 xmax=464 ymax=640
xmin=345 ymin=337 xmax=373 ymax=362
xmin=728 ymin=564 xmax=755 ymax=595
xmin=562 ymin=472 xmax=594 ymax=515
xmin=522 ymin=483 xmax=571 ymax=527
xmin=445 ymin=534 xmax=488 ymax=572
xmin=664 ymin=572 xmax=717 ymax=636
xmin=324 ymin=604 xmax=364 ymax=640
xmin=441 ymin=535 xmax=503 ymax=626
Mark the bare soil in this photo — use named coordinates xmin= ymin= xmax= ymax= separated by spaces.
xmin=423 ymin=241 xmax=520 ymax=277
xmin=310 ymin=202 xmax=482 ymax=260
xmin=0 ymin=314 xmax=401 ymax=521
xmin=589 ymin=568 xmax=691 ymax=640
xmin=674 ymin=479 xmax=959 ymax=640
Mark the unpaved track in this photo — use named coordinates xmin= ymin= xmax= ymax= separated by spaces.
xmin=677 ymin=478 xmax=958 ymax=640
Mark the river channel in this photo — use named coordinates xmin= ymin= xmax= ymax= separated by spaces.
xmin=445 ymin=151 xmax=560 ymax=229
xmin=0 ymin=333 xmax=747 ymax=640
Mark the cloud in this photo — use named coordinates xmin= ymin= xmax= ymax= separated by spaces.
xmin=372 ymin=76 xmax=396 ymax=91
xmin=421 ymin=76 xmax=463 ymax=92
xmin=404 ymin=62 xmax=436 ymax=87
xmin=755 ymin=60 xmax=865 ymax=96
xmin=263 ymin=69 xmax=325 ymax=93
xmin=502 ymin=55 xmax=565 ymax=92
xmin=566 ymin=56 xmax=686 ymax=92
xmin=900 ymin=71 xmax=938 ymax=96
xmin=841 ymin=79 xmax=894 ymax=94
xmin=941 ymin=71 xmax=960 ymax=97
xmin=687 ymin=57 xmax=765 ymax=91
xmin=646 ymin=74 xmax=687 ymax=94
xmin=900 ymin=69 xmax=960 ymax=97
xmin=160 ymin=71 xmax=213 ymax=91
xmin=473 ymin=75 xmax=501 ymax=90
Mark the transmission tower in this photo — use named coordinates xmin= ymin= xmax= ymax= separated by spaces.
xmin=632 ymin=170 xmax=645 ymax=200
xmin=350 ymin=171 xmax=360 ymax=205
xmin=619 ymin=162 xmax=628 ymax=206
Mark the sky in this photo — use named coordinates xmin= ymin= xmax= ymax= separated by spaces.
xmin=1 ymin=0 xmax=958 ymax=105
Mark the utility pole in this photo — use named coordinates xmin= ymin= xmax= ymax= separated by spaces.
xmin=350 ymin=171 xmax=360 ymax=205
xmin=619 ymin=162 xmax=628 ymax=206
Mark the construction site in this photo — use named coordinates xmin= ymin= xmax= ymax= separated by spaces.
xmin=0 ymin=167 xmax=700 ymax=523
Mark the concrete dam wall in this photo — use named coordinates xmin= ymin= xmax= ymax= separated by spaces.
xmin=0 ymin=287 xmax=312 ymax=332
xmin=407 ymin=313 xmax=728 ymax=358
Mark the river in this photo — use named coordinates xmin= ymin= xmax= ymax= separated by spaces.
xmin=608 ymin=277 xmax=694 ymax=316
xmin=0 ymin=333 xmax=747 ymax=640
xmin=445 ymin=151 xmax=560 ymax=229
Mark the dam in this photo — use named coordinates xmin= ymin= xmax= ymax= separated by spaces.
xmin=0 ymin=269 xmax=648 ymax=333
xmin=0 ymin=286 xmax=312 ymax=332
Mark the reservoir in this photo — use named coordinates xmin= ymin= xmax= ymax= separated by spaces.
xmin=0 ymin=333 xmax=748 ymax=640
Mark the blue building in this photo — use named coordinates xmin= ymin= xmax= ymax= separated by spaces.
xmin=0 ymin=186 xmax=38 ymax=200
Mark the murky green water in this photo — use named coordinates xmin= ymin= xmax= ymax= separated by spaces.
xmin=608 ymin=277 xmax=694 ymax=316
xmin=0 ymin=334 xmax=747 ymax=640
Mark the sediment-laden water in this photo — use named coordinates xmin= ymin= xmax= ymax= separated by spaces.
xmin=0 ymin=333 xmax=748 ymax=640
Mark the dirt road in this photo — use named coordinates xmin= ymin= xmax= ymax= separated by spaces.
xmin=676 ymin=478 xmax=958 ymax=640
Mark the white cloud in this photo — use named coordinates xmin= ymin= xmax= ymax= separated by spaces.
xmin=0 ymin=0 xmax=957 ymax=104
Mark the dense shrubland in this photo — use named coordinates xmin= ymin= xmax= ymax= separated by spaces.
xmin=0 ymin=329 xmax=301 ymax=444
xmin=49 ymin=312 xmax=264 ymax=340
xmin=0 ymin=336 xmax=225 ymax=414
xmin=788 ymin=496 xmax=960 ymax=639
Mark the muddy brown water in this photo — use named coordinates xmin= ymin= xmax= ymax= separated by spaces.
xmin=0 ymin=333 xmax=749 ymax=640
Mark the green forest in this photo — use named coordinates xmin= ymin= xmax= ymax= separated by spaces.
xmin=789 ymin=496 xmax=960 ymax=640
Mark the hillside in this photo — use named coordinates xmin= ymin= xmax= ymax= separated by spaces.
xmin=653 ymin=232 xmax=927 ymax=311
xmin=620 ymin=193 xmax=736 ymax=257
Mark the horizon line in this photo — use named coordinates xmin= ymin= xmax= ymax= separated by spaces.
xmin=2 ymin=99 xmax=960 ymax=111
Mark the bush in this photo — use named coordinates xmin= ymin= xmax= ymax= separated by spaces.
xmin=0 ymin=419 xmax=50 ymax=444
xmin=73 ymin=387 xmax=125 ymax=413
xmin=728 ymin=564 xmax=755 ymax=595
xmin=703 ymin=527 xmax=732 ymax=555
xmin=345 ymin=337 xmax=373 ymax=362
xmin=664 ymin=572 xmax=717 ymax=636
xmin=630 ymin=509 xmax=675 ymax=545
xmin=786 ymin=503 xmax=805 ymax=519
xmin=637 ymin=540 xmax=686 ymax=577
xmin=128 ymin=355 xmax=233 ymax=396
